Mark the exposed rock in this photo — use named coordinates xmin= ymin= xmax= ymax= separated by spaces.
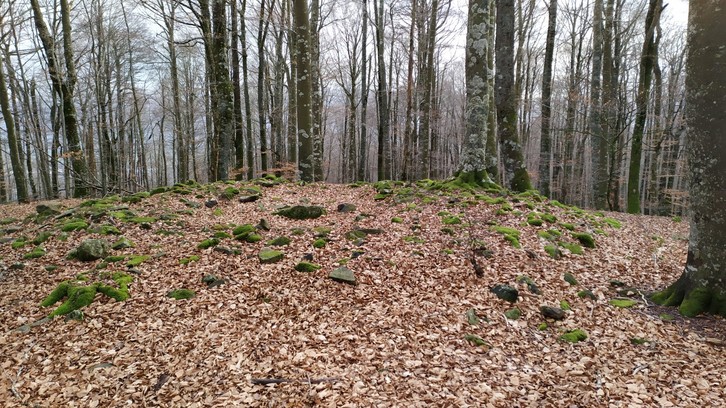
xmin=491 ymin=284 xmax=518 ymax=303
xmin=72 ymin=239 xmax=110 ymax=261
xmin=337 ymin=203 xmax=357 ymax=213
xmin=505 ymin=308 xmax=521 ymax=320
xmin=112 ymin=237 xmax=135 ymax=250
xmin=563 ymin=272 xmax=579 ymax=286
xmin=239 ymin=195 xmax=260 ymax=203
xmin=540 ymin=306 xmax=566 ymax=321
xmin=259 ymin=248 xmax=284 ymax=264
xmin=577 ymin=290 xmax=597 ymax=300
xmin=36 ymin=202 xmax=63 ymax=217
xmin=274 ymin=205 xmax=325 ymax=220
xmin=205 ymin=199 xmax=218 ymax=208
xmin=329 ymin=266 xmax=356 ymax=285
xmin=256 ymin=218 xmax=270 ymax=231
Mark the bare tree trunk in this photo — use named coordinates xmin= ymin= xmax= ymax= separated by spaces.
xmin=590 ymin=0 xmax=608 ymax=209
xmin=232 ymin=0 xmax=245 ymax=174
xmin=0 ymin=52 xmax=28 ymax=202
xmin=626 ymin=0 xmax=662 ymax=213
xmin=401 ymin=0 xmax=417 ymax=181
xmin=241 ymin=0 xmax=255 ymax=179
xmin=495 ymin=0 xmax=531 ymax=191
xmin=374 ymin=0 xmax=390 ymax=181
xmin=293 ymin=0 xmax=314 ymax=182
xmin=538 ymin=0 xmax=557 ymax=197
xmin=357 ymin=0 xmax=369 ymax=181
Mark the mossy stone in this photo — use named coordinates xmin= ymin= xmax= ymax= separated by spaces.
xmin=337 ymin=203 xmax=357 ymax=213
xmin=559 ymin=329 xmax=588 ymax=343
xmin=491 ymin=284 xmax=518 ymax=303
xmin=72 ymin=239 xmax=110 ymax=261
xmin=313 ymin=238 xmax=327 ymax=249
xmin=295 ymin=262 xmax=321 ymax=272
xmin=442 ymin=215 xmax=462 ymax=225
xmin=32 ymin=231 xmax=53 ymax=245
xmin=112 ymin=237 xmax=135 ymax=250
xmin=232 ymin=224 xmax=256 ymax=236
xmin=60 ymin=220 xmax=89 ymax=232
xmin=94 ymin=225 xmax=121 ymax=235
xmin=180 ymin=255 xmax=200 ymax=265
xmin=268 ymin=236 xmax=291 ymax=246
xmin=126 ymin=255 xmax=150 ymax=267
xmin=540 ymin=306 xmax=566 ymax=321
xmin=197 ymin=238 xmax=221 ymax=249
xmin=544 ymin=244 xmax=562 ymax=259
xmin=609 ymin=299 xmax=638 ymax=308
xmin=577 ymin=290 xmax=597 ymax=300
xmin=464 ymin=334 xmax=490 ymax=347
xmin=563 ymin=273 xmax=579 ymax=286
xmin=23 ymin=246 xmax=46 ymax=259
xmin=505 ymin=308 xmax=521 ymax=320
xmin=167 ymin=289 xmax=195 ymax=300
xmin=259 ymin=248 xmax=284 ymax=263
xmin=466 ymin=308 xmax=481 ymax=326
xmin=572 ymin=232 xmax=596 ymax=248
xmin=274 ymin=205 xmax=325 ymax=220
xmin=559 ymin=242 xmax=583 ymax=255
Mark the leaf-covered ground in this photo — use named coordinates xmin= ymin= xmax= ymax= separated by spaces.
xmin=0 ymin=180 xmax=724 ymax=407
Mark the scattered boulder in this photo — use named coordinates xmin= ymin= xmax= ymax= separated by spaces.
xmin=294 ymin=262 xmax=321 ymax=272
xmin=563 ymin=272 xmax=579 ymax=286
xmin=36 ymin=202 xmax=63 ymax=217
xmin=256 ymin=218 xmax=271 ymax=231
xmin=505 ymin=308 xmax=521 ymax=320
xmin=337 ymin=203 xmax=357 ymax=213
xmin=329 ymin=266 xmax=356 ymax=285
xmin=112 ymin=237 xmax=135 ymax=250
xmin=259 ymin=248 xmax=284 ymax=264
xmin=239 ymin=195 xmax=260 ymax=203
xmin=202 ymin=275 xmax=226 ymax=288
xmin=491 ymin=284 xmax=518 ymax=303
xmin=274 ymin=205 xmax=325 ymax=220
xmin=540 ymin=305 xmax=566 ymax=321
xmin=71 ymin=239 xmax=110 ymax=261
xmin=205 ymin=199 xmax=218 ymax=208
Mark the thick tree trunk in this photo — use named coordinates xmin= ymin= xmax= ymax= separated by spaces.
xmin=495 ymin=0 xmax=531 ymax=192
xmin=374 ymin=0 xmax=390 ymax=181
xmin=293 ymin=0 xmax=314 ymax=182
xmin=358 ymin=0 xmax=369 ymax=181
xmin=652 ymin=2 xmax=726 ymax=317
xmin=457 ymin=0 xmax=491 ymax=186
xmin=590 ymin=0 xmax=607 ymax=209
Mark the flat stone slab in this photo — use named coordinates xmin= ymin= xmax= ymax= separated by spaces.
xmin=329 ymin=266 xmax=356 ymax=285
xmin=540 ymin=306 xmax=566 ymax=320
xmin=259 ymin=248 xmax=284 ymax=264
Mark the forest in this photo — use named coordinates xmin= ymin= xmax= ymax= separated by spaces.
xmin=0 ymin=0 xmax=688 ymax=216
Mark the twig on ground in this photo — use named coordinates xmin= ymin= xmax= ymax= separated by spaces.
xmin=251 ymin=377 xmax=340 ymax=386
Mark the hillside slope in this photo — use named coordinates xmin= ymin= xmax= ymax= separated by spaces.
xmin=0 ymin=180 xmax=723 ymax=407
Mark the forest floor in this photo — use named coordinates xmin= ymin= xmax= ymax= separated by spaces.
xmin=0 ymin=179 xmax=724 ymax=407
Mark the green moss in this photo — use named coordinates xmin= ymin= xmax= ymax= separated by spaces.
xmin=559 ymin=300 xmax=571 ymax=311
xmin=609 ymin=299 xmax=638 ymax=308
xmin=45 ymin=265 xmax=58 ymax=272
xmin=538 ymin=323 xmax=548 ymax=330
xmin=313 ymin=238 xmax=327 ymax=248
xmin=442 ymin=215 xmax=462 ymax=225
xmin=212 ymin=208 xmax=223 ymax=217
xmin=111 ymin=237 xmax=135 ymax=249
xmin=492 ymin=226 xmax=520 ymax=237
xmin=11 ymin=239 xmax=27 ymax=249
xmin=572 ymin=232 xmax=596 ymax=248
xmin=560 ymin=329 xmax=587 ymax=343
xmin=95 ymin=225 xmax=121 ymax=235
xmin=40 ymin=282 xmax=99 ymax=317
xmin=391 ymin=217 xmax=403 ymax=223
xmin=259 ymin=248 xmax=284 ymax=263
xmin=679 ymin=287 xmax=712 ymax=317
xmin=1 ymin=217 xmax=18 ymax=225
xmin=403 ymin=236 xmax=425 ymax=244
xmin=150 ymin=186 xmax=168 ymax=195
xmin=464 ymin=334 xmax=490 ymax=347
xmin=105 ymin=255 xmax=126 ymax=263
xmin=541 ymin=213 xmax=557 ymax=223
xmin=503 ymin=235 xmax=521 ymax=248
xmin=97 ymin=273 xmax=133 ymax=301
xmin=213 ymin=231 xmax=233 ymax=239
xmin=41 ymin=281 xmax=73 ymax=307
xmin=560 ymin=223 xmax=575 ymax=231
xmin=559 ymin=242 xmax=583 ymax=255
xmin=602 ymin=217 xmax=622 ymax=228
xmin=167 ymin=289 xmax=195 ymax=300
xmin=659 ymin=313 xmax=675 ymax=321
xmin=197 ymin=238 xmax=221 ymax=249
xmin=345 ymin=230 xmax=367 ymax=240
xmin=630 ymin=337 xmax=649 ymax=345
xmin=180 ymin=255 xmax=200 ymax=265
xmin=440 ymin=227 xmax=455 ymax=236
xmin=291 ymin=228 xmax=306 ymax=235
xmin=60 ymin=220 xmax=89 ymax=232
xmin=128 ymin=216 xmax=157 ymax=224
xmin=268 ymin=236 xmax=291 ymax=246
xmin=24 ymin=246 xmax=46 ymax=259
xmin=527 ymin=217 xmax=543 ymax=226
xmin=504 ymin=308 xmax=521 ymax=320
xmin=126 ymin=255 xmax=150 ymax=267
xmin=577 ymin=290 xmax=597 ymax=300
xmin=563 ymin=273 xmax=579 ymax=286
xmin=235 ymin=232 xmax=262 ymax=243
xmin=232 ymin=224 xmax=256 ymax=236
xmin=220 ymin=187 xmax=240 ymax=199
xmin=313 ymin=226 xmax=332 ymax=237
xmin=294 ymin=262 xmax=321 ymax=272
xmin=32 ymin=231 xmax=53 ymax=245
xmin=671 ymin=216 xmax=682 ymax=223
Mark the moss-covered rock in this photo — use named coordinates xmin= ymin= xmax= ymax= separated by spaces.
xmin=577 ymin=290 xmax=597 ymax=300
xmin=491 ymin=226 xmax=521 ymax=248
xmin=441 ymin=215 xmax=462 ymax=225
xmin=96 ymin=272 xmax=133 ymax=301
xmin=572 ymin=232 xmax=596 ymax=248
xmin=505 ymin=308 xmax=521 ymax=320
xmin=466 ymin=308 xmax=481 ymax=326
xmin=273 ymin=205 xmax=325 ymax=220
xmin=111 ymin=236 xmax=135 ymax=250
xmin=337 ymin=203 xmax=357 ymax=213
xmin=93 ymin=225 xmax=122 ymax=235
xmin=312 ymin=238 xmax=327 ymax=249
xmin=563 ymin=272 xmax=578 ymax=286
xmin=232 ymin=224 xmax=256 ymax=236
xmin=609 ymin=299 xmax=638 ymax=308
xmin=559 ymin=242 xmax=583 ymax=255
xmin=197 ymin=238 xmax=221 ymax=249
xmin=60 ymin=220 xmax=89 ymax=232
xmin=540 ymin=306 xmax=566 ymax=320
xmin=259 ymin=248 xmax=284 ymax=263
xmin=126 ymin=255 xmax=150 ymax=267
xmin=559 ymin=329 xmax=587 ymax=343
xmin=71 ymin=239 xmax=110 ymax=262
xmin=294 ymin=262 xmax=321 ymax=272
xmin=180 ymin=255 xmax=200 ymax=265
xmin=515 ymin=275 xmax=541 ymax=294
xmin=11 ymin=238 xmax=27 ymax=249
xmin=268 ymin=236 xmax=291 ymax=246
xmin=544 ymin=244 xmax=562 ymax=259
xmin=491 ymin=284 xmax=518 ymax=303
xmin=167 ymin=289 xmax=195 ymax=300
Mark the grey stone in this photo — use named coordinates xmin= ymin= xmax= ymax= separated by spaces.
xmin=329 ymin=266 xmax=356 ymax=285
xmin=73 ymin=239 xmax=110 ymax=261
xmin=540 ymin=306 xmax=566 ymax=321
xmin=491 ymin=284 xmax=518 ymax=303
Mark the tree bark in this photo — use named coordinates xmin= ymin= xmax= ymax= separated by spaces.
xmin=495 ymin=0 xmax=531 ymax=192
xmin=293 ymin=0 xmax=314 ymax=182
xmin=538 ymin=0 xmax=557 ymax=197
xmin=374 ymin=0 xmax=390 ymax=181
xmin=590 ymin=0 xmax=608 ymax=209
xmin=653 ymin=1 xmax=726 ymax=317
xmin=0 ymin=53 xmax=28 ymax=202
xmin=626 ymin=0 xmax=662 ymax=213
